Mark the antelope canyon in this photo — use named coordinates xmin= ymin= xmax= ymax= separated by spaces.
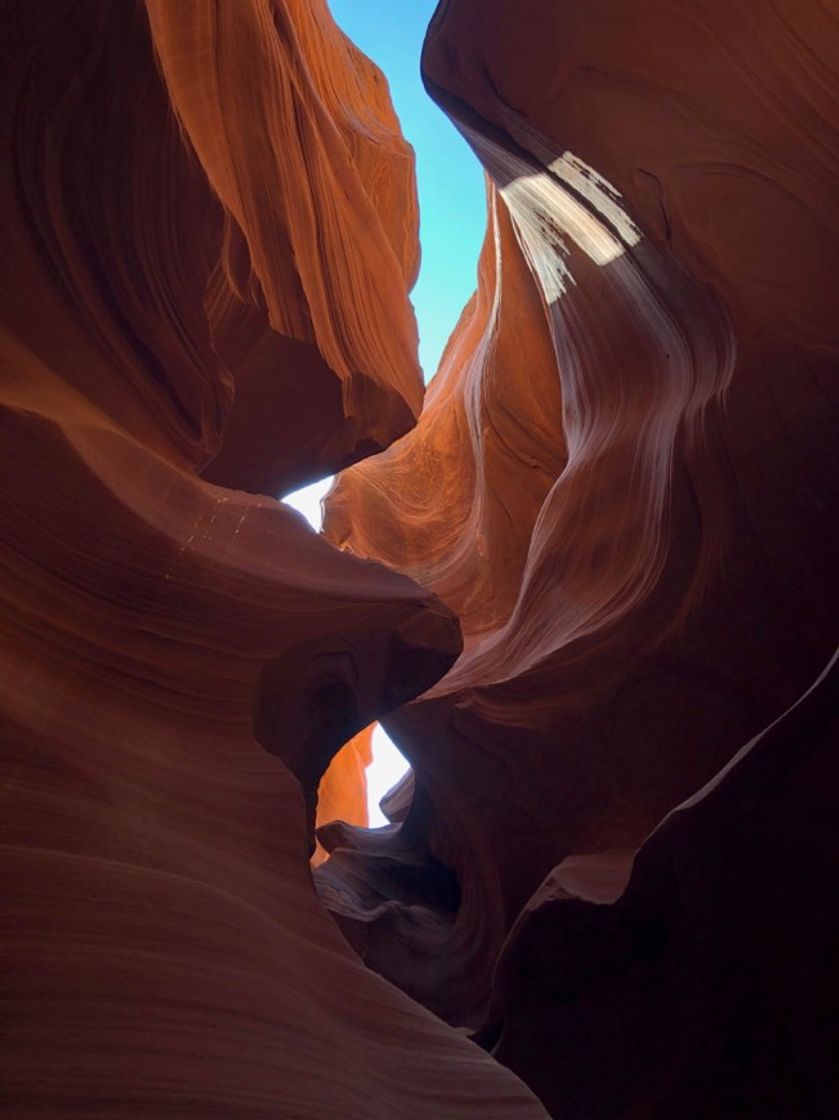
xmin=2 ymin=2 xmax=837 ymax=1118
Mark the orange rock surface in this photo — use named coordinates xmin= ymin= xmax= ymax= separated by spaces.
xmin=327 ymin=178 xmax=566 ymax=641
xmin=318 ymin=1 xmax=839 ymax=1110
xmin=0 ymin=2 xmax=548 ymax=1116
xmin=312 ymin=725 xmax=373 ymax=867
xmin=3 ymin=0 xmax=838 ymax=1116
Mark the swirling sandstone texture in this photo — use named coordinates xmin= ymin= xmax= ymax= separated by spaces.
xmin=319 ymin=0 xmax=839 ymax=1114
xmin=4 ymin=0 xmax=838 ymax=1116
xmin=0 ymin=2 xmax=548 ymax=1116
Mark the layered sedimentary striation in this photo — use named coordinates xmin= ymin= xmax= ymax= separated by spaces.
xmin=318 ymin=0 xmax=839 ymax=1111
xmin=0 ymin=2 xmax=548 ymax=1116
xmin=3 ymin=0 xmax=838 ymax=1117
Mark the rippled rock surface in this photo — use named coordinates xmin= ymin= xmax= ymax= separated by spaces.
xmin=0 ymin=2 xmax=548 ymax=1116
xmin=320 ymin=2 xmax=839 ymax=1113
xmin=3 ymin=1 xmax=838 ymax=1117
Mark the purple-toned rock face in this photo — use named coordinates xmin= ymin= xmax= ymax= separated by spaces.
xmin=2 ymin=2 xmax=837 ymax=1117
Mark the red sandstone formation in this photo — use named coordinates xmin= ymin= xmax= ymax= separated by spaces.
xmin=327 ymin=176 xmax=566 ymax=641
xmin=182 ymin=0 xmax=425 ymax=497
xmin=0 ymin=2 xmax=547 ymax=1116
xmin=312 ymin=725 xmax=373 ymax=867
xmin=318 ymin=0 xmax=839 ymax=1112
xmin=489 ymin=650 xmax=838 ymax=1118
xmin=3 ymin=0 xmax=838 ymax=1117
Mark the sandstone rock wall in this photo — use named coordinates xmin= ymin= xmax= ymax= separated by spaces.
xmin=0 ymin=2 xmax=548 ymax=1116
xmin=3 ymin=0 xmax=837 ymax=1116
xmin=319 ymin=1 xmax=839 ymax=1111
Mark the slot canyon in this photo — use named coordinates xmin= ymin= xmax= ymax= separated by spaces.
xmin=2 ymin=1 xmax=838 ymax=1116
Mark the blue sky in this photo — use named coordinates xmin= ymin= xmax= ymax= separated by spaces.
xmin=287 ymin=2 xmax=484 ymax=823
xmin=329 ymin=0 xmax=485 ymax=380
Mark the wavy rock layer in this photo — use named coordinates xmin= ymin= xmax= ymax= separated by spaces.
xmin=490 ymin=650 xmax=838 ymax=1119
xmin=0 ymin=2 xmax=548 ymax=1116
xmin=319 ymin=0 xmax=839 ymax=1109
xmin=327 ymin=176 xmax=566 ymax=641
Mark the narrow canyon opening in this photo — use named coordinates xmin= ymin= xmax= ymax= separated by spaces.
xmin=283 ymin=474 xmax=414 ymax=835
xmin=284 ymin=0 xmax=487 ymax=845
xmin=3 ymin=1 xmax=837 ymax=1117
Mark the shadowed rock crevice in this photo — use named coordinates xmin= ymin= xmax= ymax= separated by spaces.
xmin=255 ymin=606 xmax=461 ymax=854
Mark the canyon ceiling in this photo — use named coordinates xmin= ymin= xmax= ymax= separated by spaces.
xmin=2 ymin=1 xmax=837 ymax=1117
